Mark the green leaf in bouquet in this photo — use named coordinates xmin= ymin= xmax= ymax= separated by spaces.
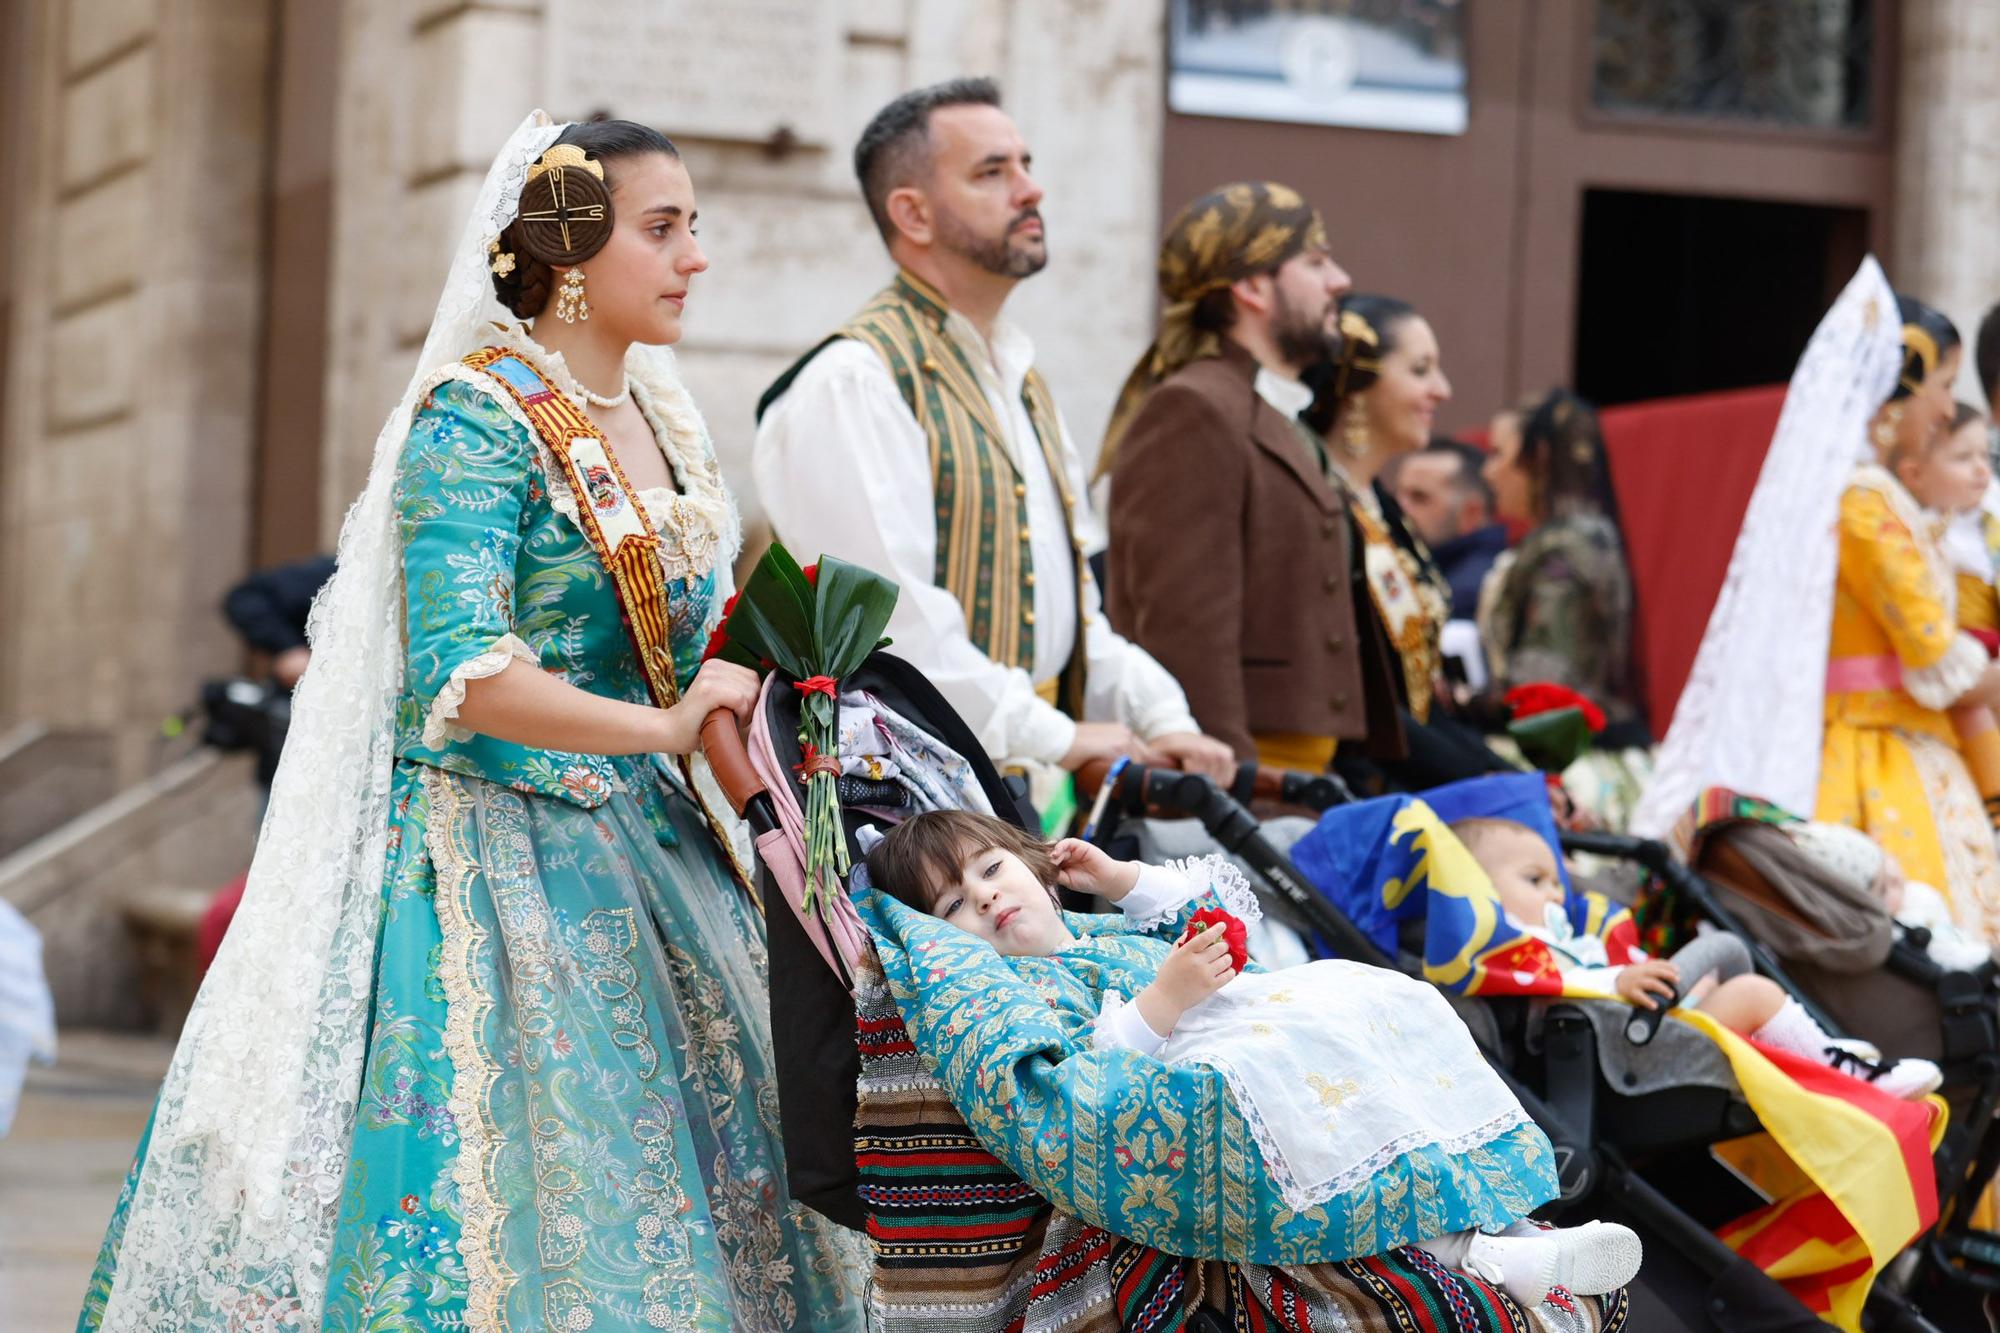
xmin=709 ymin=636 xmax=762 ymax=672
xmin=811 ymin=556 xmax=901 ymax=679
xmin=805 ymin=690 xmax=835 ymax=729
xmin=726 ymin=544 xmax=817 ymax=678
xmin=1508 ymin=706 xmax=1592 ymax=773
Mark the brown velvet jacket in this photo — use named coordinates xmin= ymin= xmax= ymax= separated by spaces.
xmin=1105 ymin=339 xmax=1395 ymax=760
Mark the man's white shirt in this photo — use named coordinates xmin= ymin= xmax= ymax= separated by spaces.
xmin=753 ymin=304 xmax=1198 ymax=766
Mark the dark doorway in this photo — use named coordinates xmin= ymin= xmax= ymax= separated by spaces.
xmin=1573 ymin=188 xmax=1869 ymax=407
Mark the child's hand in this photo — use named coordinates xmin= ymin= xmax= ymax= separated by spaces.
xmin=1614 ymin=959 xmax=1680 ymax=1010
xmin=1049 ymin=839 xmax=1140 ymax=900
xmin=1134 ymin=922 xmax=1236 ymax=1035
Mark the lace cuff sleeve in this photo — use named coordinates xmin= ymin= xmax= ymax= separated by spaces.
xmin=1122 ymin=854 xmax=1264 ymax=933
xmin=1903 ymin=631 xmax=1988 ymax=710
xmin=1092 ymin=991 xmax=1170 ymax=1055
xmin=422 ymin=633 xmax=539 ymax=747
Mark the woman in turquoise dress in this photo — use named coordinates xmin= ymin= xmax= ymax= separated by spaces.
xmin=79 ymin=116 xmax=867 ymax=1331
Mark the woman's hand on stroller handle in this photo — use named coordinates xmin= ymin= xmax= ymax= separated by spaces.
xmin=660 ymin=659 xmax=760 ymax=754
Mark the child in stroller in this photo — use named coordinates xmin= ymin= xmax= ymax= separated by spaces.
xmin=1450 ymin=816 xmax=1945 ymax=1100
xmin=863 ymin=807 xmax=1645 ymax=1307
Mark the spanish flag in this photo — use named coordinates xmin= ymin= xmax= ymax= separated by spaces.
xmin=1684 ymin=1012 xmax=1944 ymax=1330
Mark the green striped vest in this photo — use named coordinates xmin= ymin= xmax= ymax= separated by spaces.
xmin=763 ymin=271 xmax=1087 ymax=717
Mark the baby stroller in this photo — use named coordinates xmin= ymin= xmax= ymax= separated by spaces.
xmin=698 ymin=650 xmax=1631 ymax=1332
xmin=1651 ymin=799 xmax=2000 ymax=1326
xmin=1084 ymin=764 xmax=1960 ymax=1333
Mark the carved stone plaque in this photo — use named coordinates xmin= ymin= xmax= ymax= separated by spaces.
xmin=545 ymin=0 xmax=837 ymax=143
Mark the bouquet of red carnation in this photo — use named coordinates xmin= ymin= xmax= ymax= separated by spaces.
xmin=1179 ymin=907 xmax=1249 ymax=973
xmin=699 ymin=544 xmax=896 ymax=914
xmin=1503 ymin=682 xmax=1605 ymax=773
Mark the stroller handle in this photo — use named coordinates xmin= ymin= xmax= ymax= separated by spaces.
xmin=1077 ymin=757 xmax=1349 ymax=811
xmin=698 ymin=707 xmax=767 ymax=817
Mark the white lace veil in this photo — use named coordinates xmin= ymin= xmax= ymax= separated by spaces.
xmin=1632 ymin=257 xmax=1902 ymax=835
xmin=99 ymin=113 xmax=566 ymax=1329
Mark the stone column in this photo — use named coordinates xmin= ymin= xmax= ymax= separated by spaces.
xmin=1894 ymin=0 xmax=2000 ymax=405
xmin=0 ymin=0 xmax=274 ymax=782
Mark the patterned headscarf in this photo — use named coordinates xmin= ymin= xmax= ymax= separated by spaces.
xmin=1099 ymin=181 xmax=1328 ymax=477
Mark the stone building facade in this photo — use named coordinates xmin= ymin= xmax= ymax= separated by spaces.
xmin=2 ymin=0 xmax=1998 ymax=1021
xmin=0 ymin=0 xmax=1166 ymax=790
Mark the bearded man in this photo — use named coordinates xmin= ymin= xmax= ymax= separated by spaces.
xmin=1098 ymin=182 xmax=1393 ymax=771
xmin=755 ymin=79 xmax=1232 ymax=784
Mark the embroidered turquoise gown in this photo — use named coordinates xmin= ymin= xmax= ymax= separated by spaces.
xmin=80 ymin=339 xmax=869 ymax=1332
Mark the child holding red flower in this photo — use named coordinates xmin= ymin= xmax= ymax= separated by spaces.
xmin=864 ymin=809 xmax=1643 ymax=1306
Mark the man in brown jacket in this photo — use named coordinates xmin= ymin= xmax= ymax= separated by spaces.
xmin=1101 ymin=182 xmax=1395 ymax=769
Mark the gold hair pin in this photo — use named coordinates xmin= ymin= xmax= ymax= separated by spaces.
xmin=486 ymin=238 xmax=516 ymax=278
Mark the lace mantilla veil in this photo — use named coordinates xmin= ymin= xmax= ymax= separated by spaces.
xmin=1632 ymin=258 xmax=1902 ymax=836
xmin=96 ymin=112 xmax=657 ymax=1329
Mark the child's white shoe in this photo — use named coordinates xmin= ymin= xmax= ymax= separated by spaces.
xmin=1823 ymin=1035 xmax=1882 ymax=1064
xmin=1865 ymin=1056 xmax=1943 ymax=1100
xmin=1821 ymin=1046 xmax=1942 ymax=1099
xmin=1462 ymin=1220 xmax=1642 ymax=1306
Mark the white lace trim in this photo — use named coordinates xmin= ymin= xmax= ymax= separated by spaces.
xmin=1905 ymin=632 xmax=1989 ymax=710
xmin=1124 ymin=854 xmax=1264 ymax=932
xmin=422 ymin=632 xmax=538 ymax=748
xmin=1197 ymin=1060 xmax=1530 ymax=1214
xmin=424 ymin=769 xmax=509 ymax=1329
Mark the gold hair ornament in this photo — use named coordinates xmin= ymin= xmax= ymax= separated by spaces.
xmin=1900 ymin=324 xmax=1941 ymax=396
xmin=521 ymin=145 xmax=608 ymax=252
xmin=486 ymin=237 xmax=515 ymax=278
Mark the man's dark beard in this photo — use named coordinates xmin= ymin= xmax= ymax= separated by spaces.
xmin=1273 ymin=284 xmax=1337 ymax=367
xmin=937 ymin=204 xmax=1049 ymax=279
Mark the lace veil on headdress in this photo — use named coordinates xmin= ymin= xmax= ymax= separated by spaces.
xmin=97 ymin=113 xmax=568 ymax=1329
xmin=1632 ymin=257 xmax=1901 ymax=835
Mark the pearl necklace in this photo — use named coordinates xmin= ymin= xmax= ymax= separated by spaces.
xmin=576 ymin=378 xmax=632 ymax=409
xmin=538 ymin=354 xmax=632 ymax=409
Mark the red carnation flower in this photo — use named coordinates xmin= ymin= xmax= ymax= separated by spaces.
xmin=794 ymin=675 xmax=838 ymax=700
xmin=1505 ymin=682 xmax=1606 ymax=734
xmin=1180 ymin=907 xmax=1249 ymax=973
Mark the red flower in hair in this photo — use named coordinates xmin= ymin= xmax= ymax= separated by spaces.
xmin=1505 ymin=683 xmax=1606 ymax=734
xmin=1180 ymin=907 xmax=1249 ymax=973
xmin=794 ymin=675 xmax=838 ymax=699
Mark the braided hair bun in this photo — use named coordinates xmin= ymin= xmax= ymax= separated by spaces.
xmin=489 ymin=120 xmax=681 ymax=319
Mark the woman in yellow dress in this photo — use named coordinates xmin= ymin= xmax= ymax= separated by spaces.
xmin=1818 ymin=297 xmax=2000 ymax=944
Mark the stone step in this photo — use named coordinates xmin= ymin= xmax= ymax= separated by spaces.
xmin=115 ymin=884 xmax=217 ymax=1035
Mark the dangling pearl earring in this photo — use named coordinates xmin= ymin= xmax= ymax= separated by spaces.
xmin=1341 ymin=410 xmax=1371 ymax=459
xmin=555 ymin=268 xmax=590 ymax=324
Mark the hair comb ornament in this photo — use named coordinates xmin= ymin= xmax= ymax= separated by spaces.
xmin=527 ymin=143 xmax=606 ymax=184
xmin=513 ymin=143 xmax=614 ymax=266
xmin=486 ymin=237 xmax=516 ymax=278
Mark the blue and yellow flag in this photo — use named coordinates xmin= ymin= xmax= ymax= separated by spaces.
xmin=1290 ymin=773 xmax=1639 ymax=997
